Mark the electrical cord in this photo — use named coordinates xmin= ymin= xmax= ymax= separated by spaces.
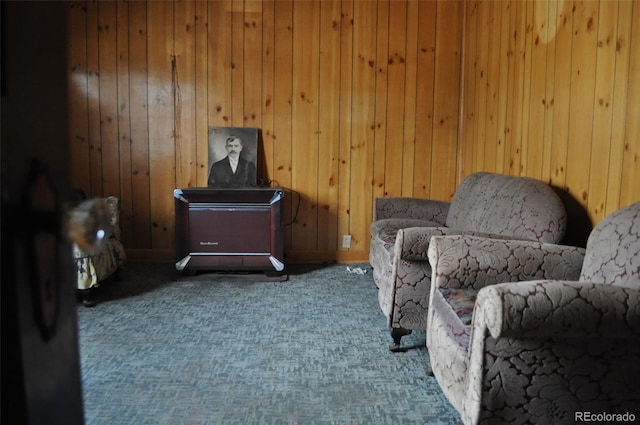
xmin=254 ymin=179 xmax=301 ymax=227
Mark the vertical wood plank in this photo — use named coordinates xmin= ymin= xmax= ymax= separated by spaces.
xmin=518 ymin=0 xmax=534 ymax=176
xmin=174 ymin=0 xmax=197 ymax=189
xmin=413 ymin=1 xmax=436 ymax=198
xmin=98 ymin=1 xmax=120 ymax=197
xmin=147 ymin=0 xmax=175 ymax=249
xmin=261 ymin=0 xmax=275 ymax=183
xmin=350 ymin=1 xmax=376 ymax=251
xmin=68 ymin=1 xmax=91 ymax=195
xmin=384 ymin=2 xmax=407 ymax=196
xmin=549 ymin=0 xmax=574 ymax=189
xmin=483 ymin=0 xmax=501 ymax=174
xmin=317 ymin=0 xmax=341 ymax=251
xmin=273 ymin=0 xmax=293 ymax=249
xmin=401 ymin=0 xmax=418 ymax=197
xmin=494 ymin=1 xmax=511 ymax=174
xmin=208 ymin=0 xmax=232 ymax=128
xmin=588 ymin=0 xmax=619 ymax=220
xmin=291 ymin=0 xmax=320 ymax=250
xmin=566 ymin=0 xmax=599 ymax=211
xmin=194 ymin=0 xmax=209 ymax=186
xmin=541 ymin=0 xmax=558 ymax=182
xmin=128 ymin=0 xmax=151 ymax=249
xmin=413 ymin=0 xmax=436 ymax=198
xmin=605 ymin=0 xmax=632 ymax=215
xmin=619 ymin=0 xmax=640 ymax=209
xmin=244 ymin=1 xmax=263 ymax=134
xmin=337 ymin=0 xmax=353 ymax=248
xmin=473 ymin=1 xmax=489 ymax=172
xmin=116 ymin=0 xmax=133 ymax=247
xmin=231 ymin=0 xmax=244 ymax=127
xmin=431 ymin=0 xmax=462 ymax=200
xmin=86 ymin=1 xmax=103 ymax=195
xmin=372 ymin=0 xmax=389 ymax=202
xmin=506 ymin=0 xmax=527 ymax=176
xmin=459 ymin=1 xmax=479 ymax=179
xmin=526 ymin=0 xmax=549 ymax=180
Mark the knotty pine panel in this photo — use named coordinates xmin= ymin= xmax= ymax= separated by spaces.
xmin=67 ymin=0 xmax=461 ymax=262
xmin=116 ymin=0 xmax=134 ymax=245
xmin=430 ymin=0 xmax=463 ymax=201
xmin=291 ymin=0 xmax=320 ymax=251
xmin=86 ymin=1 xmax=102 ymax=196
xmin=401 ymin=0 xmax=419 ymax=198
xmin=482 ymin=0 xmax=501 ymax=174
xmin=128 ymin=1 xmax=152 ymax=249
xmin=195 ymin=1 xmax=210 ymax=187
xmin=317 ymin=0 xmax=341 ymax=252
xmin=350 ymin=1 xmax=377 ymax=252
xmin=272 ymin=0 xmax=294 ymax=250
xmin=383 ymin=2 xmax=408 ymax=198
xmin=372 ymin=0 xmax=389 ymax=203
xmin=589 ymin=1 xmax=621 ymax=219
xmin=147 ymin=1 xmax=175 ymax=250
xmin=494 ymin=1 xmax=511 ymax=175
xmin=459 ymin=0 xmax=639 ymax=245
xmin=98 ymin=1 xmax=120 ymax=197
xmin=208 ymin=0 xmax=232 ymax=128
xmin=68 ymin=1 xmax=90 ymax=195
xmin=620 ymin=2 xmax=640 ymax=210
xmin=413 ymin=1 xmax=437 ymax=198
xmin=174 ymin=0 xmax=198 ymax=190
xmin=336 ymin=0 xmax=354 ymax=256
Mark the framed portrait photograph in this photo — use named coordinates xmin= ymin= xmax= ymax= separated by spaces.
xmin=207 ymin=127 xmax=258 ymax=188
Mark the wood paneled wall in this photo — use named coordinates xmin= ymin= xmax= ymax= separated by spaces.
xmin=67 ymin=0 xmax=464 ymax=263
xmin=68 ymin=0 xmax=638 ymax=262
xmin=458 ymin=0 xmax=639 ymax=244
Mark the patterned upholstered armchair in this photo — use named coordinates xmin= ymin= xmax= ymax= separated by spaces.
xmin=369 ymin=172 xmax=567 ymax=351
xmin=426 ymin=202 xmax=640 ymax=425
xmin=68 ymin=196 xmax=126 ymax=306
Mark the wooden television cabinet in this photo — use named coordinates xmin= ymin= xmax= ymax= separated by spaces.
xmin=174 ymin=187 xmax=284 ymax=275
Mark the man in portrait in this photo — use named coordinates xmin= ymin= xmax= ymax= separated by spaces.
xmin=207 ymin=135 xmax=257 ymax=188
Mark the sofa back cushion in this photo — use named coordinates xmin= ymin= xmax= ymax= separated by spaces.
xmin=446 ymin=172 xmax=566 ymax=243
xmin=580 ymin=202 xmax=640 ymax=288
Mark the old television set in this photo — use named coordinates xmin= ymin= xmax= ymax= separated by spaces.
xmin=174 ymin=187 xmax=284 ymax=275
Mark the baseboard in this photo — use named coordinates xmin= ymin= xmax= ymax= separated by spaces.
xmin=124 ymin=249 xmax=369 ymax=264
xmin=125 ymin=249 xmax=174 ymax=263
xmin=284 ymin=250 xmax=369 ymax=264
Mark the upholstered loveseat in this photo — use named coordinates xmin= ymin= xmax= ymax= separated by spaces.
xmin=369 ymin=172 xmax=567 ymax=351
xmin=426 ymin=202 xmax=640 ymax=424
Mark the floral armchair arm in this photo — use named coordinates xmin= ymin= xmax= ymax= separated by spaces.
xmin=475 ymin=280 xmax=640 ymax=339
xmin=398 ymin=228 xmax=544 ymax=263
xmin=427 ymin=234 xmax=585 ymax=291
xmin=373 ymin=197 xmax=450 ymax=223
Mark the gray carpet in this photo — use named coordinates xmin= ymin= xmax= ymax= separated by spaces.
xmin=78 ymin=262 xmax=462 ymax=425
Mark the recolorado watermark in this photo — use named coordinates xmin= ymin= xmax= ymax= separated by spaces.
xmin=575 ymin=411 xmax=636 ymax=423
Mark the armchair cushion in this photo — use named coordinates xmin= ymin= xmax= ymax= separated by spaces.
xmin=440 ymin=288 xmax=478 ymax=327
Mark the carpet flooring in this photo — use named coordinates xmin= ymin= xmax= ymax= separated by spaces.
xmin=77 ymin=262 xmax=462 ymax=425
